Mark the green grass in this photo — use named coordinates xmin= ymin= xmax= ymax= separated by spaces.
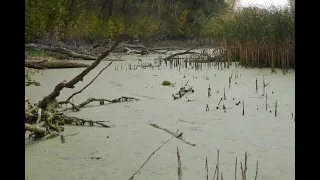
xmin=25 ymin=48 xmax=72 ymax=60
xmin=25 ymin=49 xmax=47 ymax=57
xmin=162 ymin=80 xmax=172 ymax=86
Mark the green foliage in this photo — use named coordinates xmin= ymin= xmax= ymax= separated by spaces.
xmin=162 ymin=80 xmax=172 ymax=86
xmin=25 ymin=0 xmax=228 ymax=42
xmin=25 ymin=68 xmax=39 ymax=82
xmin=25 ymin=49 xmax=46 ymax=57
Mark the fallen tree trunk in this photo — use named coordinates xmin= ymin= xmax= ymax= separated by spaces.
xmin=25 ymin=123 xmax=46 ymax=136
xmin=122 ymin=44 xmax=164 ymax=54
xmin=124 ymin=47 xmax=148 ymax=55
xmin=25 ymin=43 xmax=97 ymax=60
xmin=164 ymin=45 xmax=199 ymax=62
xmin=25 ymin=60 xmax=89 ymax=69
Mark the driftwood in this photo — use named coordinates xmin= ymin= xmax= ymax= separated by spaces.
xmin=25 ymin=60 xmax=89 ymax=69
xmin=26 ymin=37 xmax=123 ymax=140
xmin=164 ymin=45 xmax=199 ymax=62
xmin=59 ymin=96 xmax=139 ymax=111
xmin=172 ymin=83 xmax=194 ymax=100
xmin=40 ymin=38 xmax=122 ymax=110
xmin=124 ymin=47 xmax=148 ymax=55
xmin=25 ymin=43 xmax=97 ymax=60
xmin=25 ymin=123 xmax=46 ymax=136
xmin=149 ymin=123 xmax=196 ymax=146
xmin=60 ymin=115 xmax=111 ymax=128
xmin=25 ymin=80 xmax=40 ymax=86
xmin=122 ymin=44 xmax=166 ymax=54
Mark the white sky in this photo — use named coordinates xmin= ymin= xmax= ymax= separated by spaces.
xmin=239 ymin=0 xmax=289 ymax=8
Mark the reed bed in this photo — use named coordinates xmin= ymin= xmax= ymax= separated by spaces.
xmin=202 ymin=6 xmax=295 ymax=73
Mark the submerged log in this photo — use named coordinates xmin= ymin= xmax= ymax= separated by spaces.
xmin=25 ymin=44 xmax=97 ymax=60
xmin=25 ymin=60 xmax=89 ymax=69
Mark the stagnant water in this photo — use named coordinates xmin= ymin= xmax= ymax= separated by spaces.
xmin=25 ymin=54 xmax=295 ymax=180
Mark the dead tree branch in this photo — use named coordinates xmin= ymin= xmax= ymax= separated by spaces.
xmin=40 ymin=38 xmax=123 ymax=109
xmin=65 ymin=62 xmax=113 ymax=102
xmin=128 ymin=129 xmax=179 ymax=180
xmin=149 ymin=123 xmax=196 ymax=146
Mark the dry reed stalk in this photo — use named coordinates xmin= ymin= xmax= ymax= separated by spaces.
xmin=177 ymin=147 xmax=182 ymax=180
xmin=206 ymin=157 xmax=209 ymax=180
xmin=235 ymin=158 xmax=237 ymax=180
xmin=254 ymin=161 xmax=259 ymax=180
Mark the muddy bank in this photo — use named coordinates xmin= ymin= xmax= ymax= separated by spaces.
xmin=25 ymin=54 xmax=295 ymax=180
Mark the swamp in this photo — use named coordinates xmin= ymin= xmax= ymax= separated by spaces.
xmin=25 ymin=0 xmax=295 ymax=180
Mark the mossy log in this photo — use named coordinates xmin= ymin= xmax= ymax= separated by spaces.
xmin=25 ymin=80 xmax=41 ymax=86
xmin=60 ymin=115 xmax=111 ymax=128
xmin=149 ymin=123 xmax=196 ymax=146
xmin=25 ymin=123 xmax=46 ymax=137
xmin=25 ymin=60 xmax=89 ymax=69
xmin=25 ymin=43 xmax=97 ymax=60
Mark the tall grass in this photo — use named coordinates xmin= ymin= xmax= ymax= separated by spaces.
xmin=202 ymin=6 xmax=295 ymax=73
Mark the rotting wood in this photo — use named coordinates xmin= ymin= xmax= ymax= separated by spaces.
xmin=25 ymin=60 xmax=89 ymax=69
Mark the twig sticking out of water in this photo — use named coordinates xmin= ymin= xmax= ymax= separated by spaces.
xmin=128 ymin=129 xmax=179 ymax=180
xmin=213 ymin=162 xmax=218 ymax=180
xmin=206 ymin=104 xmax=210 ymax=111
xmin=235 ymin=158 xmax=237 ymax=180
xmin=229 ymin=77 xmax=231 ymax=88
xmin=275 ymin=100 xmax=277 ymax=117
xmin=266 ymin=93 xmax=268 ymax=111
xmin=224 ymin=87 xmax=226 ymax=100
xmin=221 ymin=172 xmax=224 ymax=180
xmin=177 ymin=147 xmax=182 ymax=180
xmin=240 ymin=152 xmax=248 ymax=180
xmin=218 ymin=97 xmax=223 ymax=106
xmin=149 ymin=123 xmax=196 ymax=146
xmin=262 ymin=76 xmax=269 ymax=96
xmin=242 ymin=101 xmax=244 ymax=116
xmin=206 ymin=157 xmax=209 ymax=180
xmin=208 ymin=84 xmax=212 ymax=97
xmin=217 ymin=149 xmax=220 ymax=180
xmin=256 ymin=78 xmax=258 ymax=93
xmin=254 ymin=161 xmax=259 ymax=180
